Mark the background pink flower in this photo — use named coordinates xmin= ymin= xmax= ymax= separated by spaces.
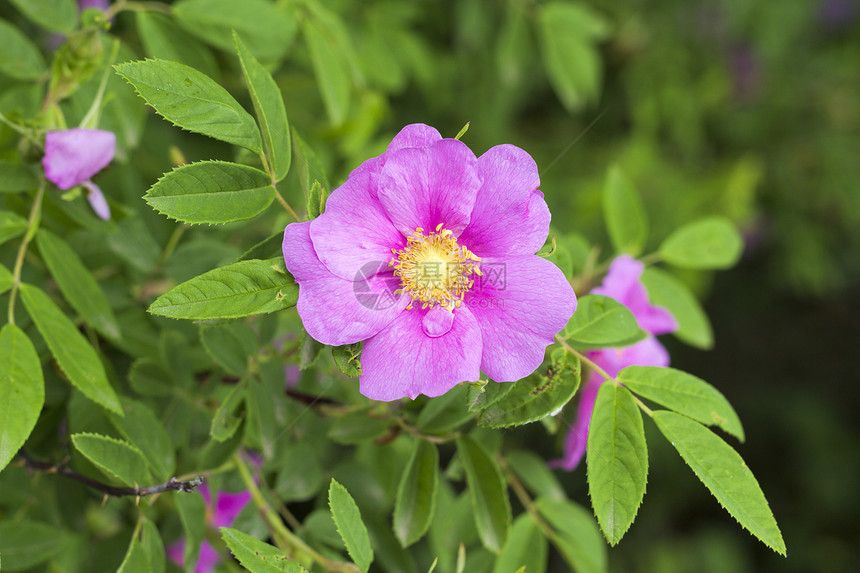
xmin=551 ymin=255 xmax=677 ymax=471
xmin=282 ymin=124 xmax=576 ymax=401
xmin=42 ymin=128 xmax=115 ymax=220
xmin=167 ymin=484 xmax=252 ymax=573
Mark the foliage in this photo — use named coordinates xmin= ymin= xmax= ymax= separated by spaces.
xmin=1 ymin=0 xmax=832 ymax=572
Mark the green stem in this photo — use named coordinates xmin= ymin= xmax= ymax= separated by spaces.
xmin=8 ymin=180 xmax=46 ymax=325
xmin=554 ymin=335 xmax=654 ymax=417
xmin=553 ymin=336 xmax=612 ymax=382
xmin=499 ymin=457 xmax=556 ymax=540
xmin=104 ymin=0 xmax=171 ymax=20
xmin=259 ymin=152 xmax=301 ymax=222
xmin=160 ymin=224 xmax=188 ymax=266
xmin=232 ymin=454 xmax=358 ymax=573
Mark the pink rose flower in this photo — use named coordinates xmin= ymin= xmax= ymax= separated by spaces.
xmin=282 ymin=124 xmax=576 ymax=401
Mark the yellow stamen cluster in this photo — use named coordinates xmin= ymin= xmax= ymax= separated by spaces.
xmin=390 ymin=223 xmax=482 ymax=310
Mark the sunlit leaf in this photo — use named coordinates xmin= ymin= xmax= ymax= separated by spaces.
xmin=148 ymin=258 xmax=297 ymax=320
xmin=653 ymin=411 xmax=785 ymax=555
xmin=586 ymin=383 xmax=648 ymax=545
xmin=221 ymin=527 xmax=308 ymax=572
xmin=619 ymin=366 xmax=744 ymax=440
xmin=659 ymin=217 xmax=743 ymax=270
xmin=0 ymin=324 xmax=44 ymax=473
xmin=72 ymin=432 xmax=151 ymax=486
xmin=115 ymin=59 xmax=262 ymax=153
xmin=564 ymin=294 xmax=646 ymax=349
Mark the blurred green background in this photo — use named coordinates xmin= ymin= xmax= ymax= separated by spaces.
xmin=4 ymin=0 xmax=858 ymax=570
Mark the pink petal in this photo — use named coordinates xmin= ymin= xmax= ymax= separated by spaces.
xmin=548 ymin=371 xmax=602 ymax=471
xmin=458 ymin=145 xmax=550 ymax=257
xmin=212 ymin=490 xmax=252 ymax=529
xmin=78 ymin=0 xmax=110 ymax=11
xmin=593 ymin=255 xmax=677 ymax=335
xmin=309 ymin=170 xmax=405 ymax=281
xmin=350 ymin=123 xmax=442 ymax=177
xmin=167 ymin=539 xmax=185 ymax=568
xmin=377 ymin=139 xmax=480 ymax=237
xmin=195 ymin=541 xmax=220 ymax=573
xmin=42 ymin=129 xmax=115 ymax=190
xmin=81 ymin=180 xmax=111 ymax=220
xmin=283 ymin=222 xmax=407 ymax=346
xmin=465 ymin=255 xmax=576 ymax=382
xmin=360 ymin=306 xmax=482 ymax=401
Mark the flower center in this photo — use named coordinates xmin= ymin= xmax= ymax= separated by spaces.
xmin=390 ymin=224 xmax=482 ymax=310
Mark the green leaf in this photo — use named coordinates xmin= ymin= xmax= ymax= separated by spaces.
xmin=210 ymin=383 xmax=245 ymax=442
xmin=306 ymin=180 xmax=327 ymax=219
xmin=274 ymin=442 xmax=323 ymax=502
xmin=603 ymin=166 xmax=648 ymax=256
xmin=109 ymin=398 xmax=176 ymax=481
xmin=0 ymin=520 xmax=66 ymax=571
xmin=72 ymin=432 xmax=151 ymax=486
xmin=640 ymin=266 xmax=713 ymax=349
xmin=292 ymin=128 xmax=330 ymax=195
xmin=20 ymin=284 xmax=122 ymax=415
xmin=302 ymin=17 xmax=351 ymax=125
xmin=493 ymin=514 xmax=548 ymax=573
xmin=658 ymin=217 xmax=743 ymax=270
xmin=456 ymin=435 xmax=511 ymax=553
xmin=504 ymin=450 xmax=566 ymax=502
xmin=0 ymin=324 xmax=44 ymax=473
xmin=332 ymin=343 xmax=362 ymax=377
xmin=0 ymin=19 xmax=46 ymax=81
xmin=36 ymin=230 xmax=120 ymax=339
xmin=148 ymin=258 xmax=298 ymax=320
xmin=618 ymin=366 xmax=744 ymax=440
xmin=135 ymin=12 xmax=219 ymax=80
xmin=200 ymin=322 xmax=259 ymax=376
xmin=247 ymin=377 xmax=277 ymax=459
xmin=239 ymin=231 xmax=284 ymax=262
xmin=0 ymin=264 xmax=11 ymax=296
xmin=477 ymin=351 xmax=580 ymax=428
xmin=327 ymin=410 xmax=391 ymax=445
xmin=0 ymin=160 xmax=39 ymax=193
xmin=394 ymin=440 xmax=439 ymax=548
xmin=586 ymin=383 xmax=648 ymax=545
xmin=234 ymin=31 xmax=291 ymax=182
xmin=128 ymin=358 xmax=175 ymax=397
xmin=652 ymin=411 xmax=785 ymax=555
xmin=534 ymin=497 xmax=607 ymax=573
xmin=141 ymin=518 xmax=166 ymax=573
xmin=176 ymin=488 xmax=206 ymax=571
xmin=117 ymin=538 xmax=150 ymax=573
xmin=173 ymin=0 xmax=297 ymax=61
xmin=564 ymin=294 xmax=646 ymax=350
xmin=146 ymin=161 xmax=274 ymax=225
xmin=114 ymin=59 xmax=262 ymax=153
xmin=329 ymin=479 xmax=374 ymax=572
xmin=416 ymin=385 xmax=472 ymax=435
xmin=221 ymin=528 xmax=308 ymax=572
xmin=8 ymin=0 xmax=76 ymax=33
xmin=537 ymin=2 xmax=609 ymax=111
xmin=0 ymin=211 xmax=27 ymax=245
